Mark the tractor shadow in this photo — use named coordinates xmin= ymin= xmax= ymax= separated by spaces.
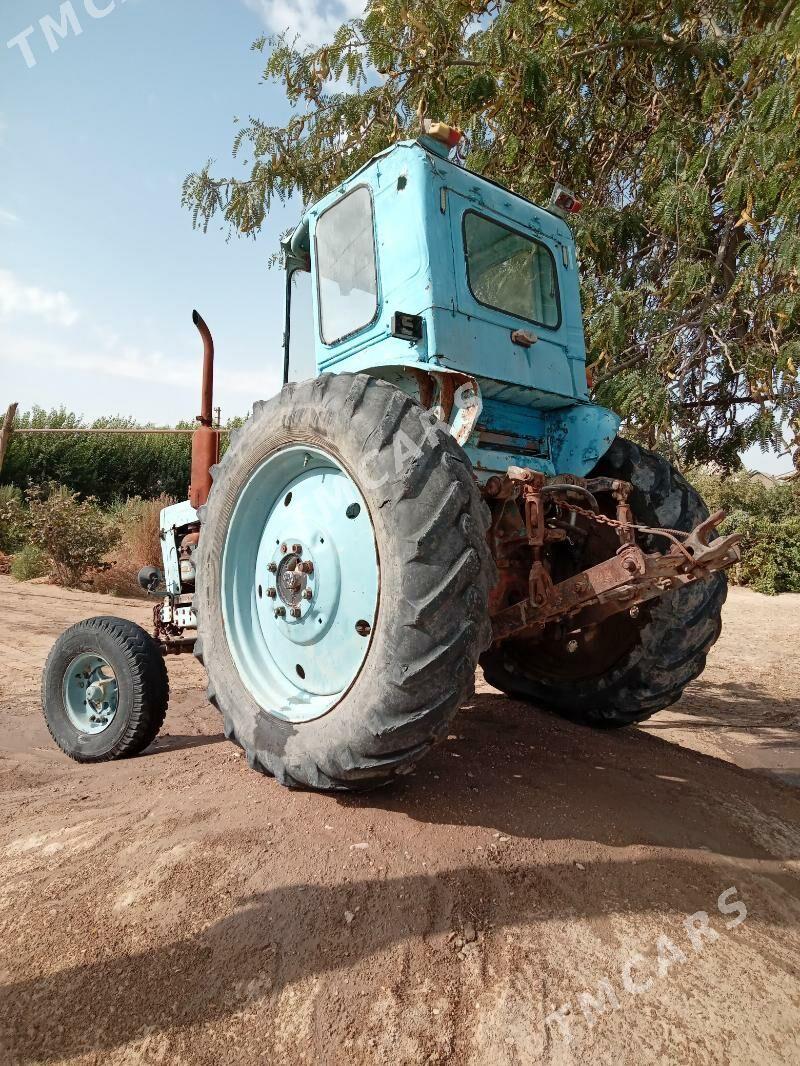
xmin=340 ymin=677 xmax=800 ymax=858
xmin=641 ymin=676 xmax=800 ymax=785
xmin=5 ymin=690 xmax=800 ymax=1062
xmin=4 ymin=853 xmax=800 ymax=1064
xmin=646 ymin=677 xmax=799 ymax=735
xmin=145 ymin=731 xmax=227 ymax=754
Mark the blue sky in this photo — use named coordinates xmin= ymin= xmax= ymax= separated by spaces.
xmin=0 ymin=0 xmax=792 ymax=472
xmin=0 ymin=0 xmax=360 ymax=427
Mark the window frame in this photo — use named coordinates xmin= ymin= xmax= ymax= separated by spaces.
xmin=462 ymin=209 xmax=562 ymax=332
xmin=314 ymin=184 xmax=380 ymax=347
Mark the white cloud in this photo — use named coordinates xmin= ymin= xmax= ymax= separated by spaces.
xmin=0 ymin=209 xmax=20 ymax=226
xmin=0 ymin=269 xmax=275 ymax=415
xmin=0 ymin=332 xmax=271 ymax=396
xmin=244 ymin=0 xmax=364 ymax=46
xmin=0 ymin=334 xmax=178 ymax=386
xmin=0 ymin=269 xmax=79 ymax=327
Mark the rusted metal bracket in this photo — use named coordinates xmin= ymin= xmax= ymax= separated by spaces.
xmin=411 ymin=368 xmax=482 ymax=446
xmin=491 ymin=511 xmax=740 ymax=644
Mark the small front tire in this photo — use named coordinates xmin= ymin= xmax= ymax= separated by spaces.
xmin=41 ymin=616 xmax=169 ymax=762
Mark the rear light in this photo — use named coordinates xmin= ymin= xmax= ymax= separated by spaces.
xmin=422 ymin=119 xmax=463 ymax=149
xmin=549 ymin=183 xmax=583 ymax=217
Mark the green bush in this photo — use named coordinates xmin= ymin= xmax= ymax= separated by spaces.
xmin=688 ymin=468 xmax=799 ymax=522
xmin=0 ymin=485 xmax=26 ymax=553
xmin=24 ymin=484 xmax=121 ymax=587
xmin=1 ymin=408 xmax=193 ymax=504
xmin=687 ymin=469 xmax=800 ymax=595
xmin=721 ymin=512 xmax=800 ymax=596
xmin=10 ymin=543 xmax=49 ymax=582
xmin=1 ymin=406 xmax=242 ymax=505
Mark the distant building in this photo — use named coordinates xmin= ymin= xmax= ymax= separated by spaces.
xmin=747 ymin=471 xmax=781 ymax=489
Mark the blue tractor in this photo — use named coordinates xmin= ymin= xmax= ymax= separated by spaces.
xmin=41 ymin=124 xmax=740 ymax=790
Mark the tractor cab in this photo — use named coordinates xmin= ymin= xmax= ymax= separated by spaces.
xmin=282 ymin=131 xmax=619 ymax=480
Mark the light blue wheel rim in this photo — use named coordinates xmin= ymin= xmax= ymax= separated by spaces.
xmin=63 ymin=653 xmax=119 ymax=734
xmin=221 ymin=445 xmax=379 ymax=723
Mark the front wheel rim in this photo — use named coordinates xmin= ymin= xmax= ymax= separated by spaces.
xmin=221 ymin=445 xmax=379 ymax=724
xmin=63 ymin=653 xmax=120 ymax=734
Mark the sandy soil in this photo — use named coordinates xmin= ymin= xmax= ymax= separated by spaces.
xmin=0 ymin=577 xmax=798 ymax=1065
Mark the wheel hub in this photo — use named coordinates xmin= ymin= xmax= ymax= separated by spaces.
xmin=63 ymin=654 xmax=119 ymax=734
xmin=273 ymin=547 xmax=316 ymax=616
xmin=222 ymin=446 xmax=379 ymax=723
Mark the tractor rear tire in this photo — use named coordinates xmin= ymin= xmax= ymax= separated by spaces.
xmin=481 ymin=437 xmax=726 ymax=728
xmin=194 ymin=373 xmax=495 ymax=790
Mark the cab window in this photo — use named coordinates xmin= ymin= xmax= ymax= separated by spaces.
xmin=463 ymin=211 xmax=560 ymax=329
xmin=288 ymin=268 xmax=316 ymax=381
xmin=316 ymin=186 xmax=378 ymax=344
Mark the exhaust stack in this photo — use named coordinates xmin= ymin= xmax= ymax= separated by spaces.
xmin=189 ymin=310 xmax=221 ymax=510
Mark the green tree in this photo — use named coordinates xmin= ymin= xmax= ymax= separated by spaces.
xmin=184 ymin=0 xmax=800 ymax=468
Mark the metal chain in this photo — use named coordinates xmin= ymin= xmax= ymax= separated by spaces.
xmin=557 ymin=500 xmax=695 ymax=562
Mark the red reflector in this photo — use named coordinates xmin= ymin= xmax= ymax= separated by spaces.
xmin=555 ymin=191 xmax=582 ymax=214
xmin=422 ymin=119 xmax=463 ymax=150
xmin=549 ymin=183 xmax=583 ymax=217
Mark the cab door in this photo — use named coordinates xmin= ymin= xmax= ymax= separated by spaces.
xmin=446 ymin=190 xmax=576 ymax=399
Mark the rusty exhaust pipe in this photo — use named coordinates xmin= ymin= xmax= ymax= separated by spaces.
xmin=193 ymin=309 xmax=215 ymax=427
xmin=189 ymin=310 xmax=221 ymax=510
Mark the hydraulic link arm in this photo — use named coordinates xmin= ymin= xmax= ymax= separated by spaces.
xmin=487 ymin=469 xmax=741 ymax=645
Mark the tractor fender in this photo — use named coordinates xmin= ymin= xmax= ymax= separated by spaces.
xmin=546 ymin=402 xmax=620 ymax=477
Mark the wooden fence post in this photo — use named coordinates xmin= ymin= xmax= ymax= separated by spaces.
xmin=0 ymin=403 xmax=18 ymax=477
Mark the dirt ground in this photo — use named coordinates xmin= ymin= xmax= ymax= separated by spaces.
xmin=0 ymin=576 xmax=798 ymax=1066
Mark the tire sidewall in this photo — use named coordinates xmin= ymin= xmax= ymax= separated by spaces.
xmin=196 ymin=377 xmax=483 ymax=784
xmin=42 ymin=624 xmax=142 ymax=759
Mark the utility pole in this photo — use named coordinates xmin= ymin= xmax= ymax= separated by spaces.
xmin=0 ymin=403 xmax=18 ymax=477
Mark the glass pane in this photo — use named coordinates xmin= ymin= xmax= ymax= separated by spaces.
xmin=464 ymin=212 xmax=560 ymax=328
xmin=316 ymin=186 xmax=378 ymax=344
xmin=288 ymin=269 xmax=316 ymax=382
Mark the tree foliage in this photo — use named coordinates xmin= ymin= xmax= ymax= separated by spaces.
xmin=184 ymin=0 xmax=800 ymax=466
xmin=688 ymin=466 xmax=800 ymax=592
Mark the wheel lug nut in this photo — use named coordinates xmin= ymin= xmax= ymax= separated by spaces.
xmin=567 ymin=639 xmax=579 ymax=654
xmin=291 ymin=543 xmax=302 ymax=554
xmin=267 ymin=588 xmax=277 ymax=599
xmin=274 ymin=606 xmax=286 ymax=618
xmin=268 ymin=563 xmax=277 ymax=573
xmin=280 ymin=544 xmax=287 ymax=554
xmin=290 ymin=607 xmax=302 ymax=618
xmin=302 ymin=589 xmax=313 ymax=600
xmin=300 ymin=561 xmax=314 ymax=574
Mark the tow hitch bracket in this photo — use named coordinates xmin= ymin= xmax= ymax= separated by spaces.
xmin=490 ymin=478 xmax=741 ymax=644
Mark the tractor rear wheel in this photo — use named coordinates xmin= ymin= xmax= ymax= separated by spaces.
xmin=481 ymin=437 xmax=726 ymax=727
xmin=194 ymin=373 xmax=494 ymax=790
